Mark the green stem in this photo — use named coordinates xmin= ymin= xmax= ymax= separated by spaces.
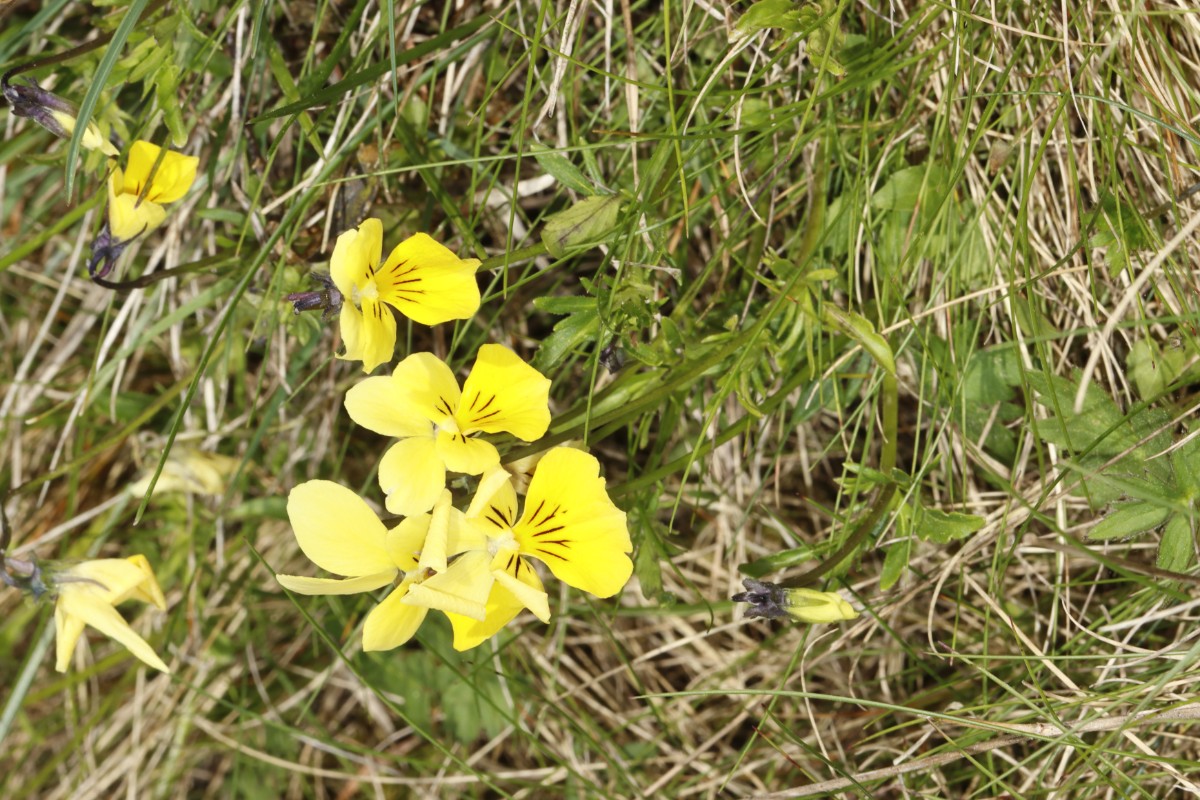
xmin=479 ymin=242 xmax=547 ymax=272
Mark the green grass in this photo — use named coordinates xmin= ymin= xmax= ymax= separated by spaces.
xmin=4 ymin=0 xmax=1200 ymax=797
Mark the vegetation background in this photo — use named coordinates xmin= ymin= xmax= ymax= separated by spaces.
xmin=3 ymin=0 xmax=1200 ymax=797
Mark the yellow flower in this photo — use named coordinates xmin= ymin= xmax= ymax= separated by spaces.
xmin=330 ymin=219 xmax=481 ymax=373
xmin=52 ymin=555 xmax=169 ymax=673
xmin=344 ymin=344 xmax=551 ymax=516
xmin=403 ymin=447 xmax=632 ymax=651
xmin=275 ymin=481 xmax=476 ymax=651
xmin=106 ymin=140 xmax=199 ymax=242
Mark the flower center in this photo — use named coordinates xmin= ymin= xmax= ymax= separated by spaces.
xmin=487 ymin=530 xmax=517 ymax=558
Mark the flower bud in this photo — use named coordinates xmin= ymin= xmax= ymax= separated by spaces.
xmin=3 ymin=76 xmax=119 ymax=156
xmin=733 ymin=578 xmax=858 ymax=624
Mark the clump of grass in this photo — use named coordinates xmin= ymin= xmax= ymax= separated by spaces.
xmin=3 ymin=1 xmax=1200 ymax=797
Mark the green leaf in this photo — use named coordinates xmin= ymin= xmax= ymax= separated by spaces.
xmin=1087 ymin=502 xmax=1171 ymax=541
xmin=531 ymin=301 xmax=599 ymax=372
xmin=530 ymin=143 xmax=595 ymax=195
xmin=880 ymin=536 xmax=911 ymax=591
xmin=870 ymin=164 xmax=949 ymax=212
xmin=634 ymin=540 xmax=662 ymax=600
xmin=733 ymin=0 xmax=817 ymax=38
xmin=1157 ymin=514 xmax=1193 ymax=572
xmin=541 ymin=194 xmax=622 ymax=257
xmin=1128 ymin=338 xmax=1200 ymax=401
xmin=822 ymin=306 xmax=895 ymax=374
xmin=913 ymin=507 xmax=984 ymax=544
xmin=739 ymin=544 xmax=817 ymax=579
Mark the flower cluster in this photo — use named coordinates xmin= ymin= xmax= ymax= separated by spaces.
xmin=276 ymin=313 xmax=633 ymax=650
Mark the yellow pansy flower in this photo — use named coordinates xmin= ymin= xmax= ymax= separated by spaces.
xmin=329 ymin=219 xmax=481 ymax=373
xmin=52 ymin=555 xmax=170 ymax=673
xmin=275 ymin=482 xmax=477 ymax=651
xmin=403 ymin=447 xmax=632 ymax=651
xmin=344 ymin=344 xmax=551 ymax=516
xmin=107 ymin=140 xmax=199 ymax=241
xmin=90 ymin=140 xmax=199 ymax=280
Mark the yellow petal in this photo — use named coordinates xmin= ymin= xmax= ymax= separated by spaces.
xmin=514 ymin=448 xmax=632 ymax=598
xmin=445 ymin=560 xmax=546 ymax=651
xmin=362 ymin=580 xmax=428 ymax=651
xmin=57 ymin=592 xmax=169 ymax=672
xmin=781 ymin=588 xmax=860 ymax=623
xmin=376 ymin=233 xmax=481 ymax=326
xmin=387 ymin=352 xmax=463 ymax=429
xmin=378 ymin=436 xmax=445 ymax=516
xmin=54 ymin=604 xmax=86 ymax=672
xmin=466 ymin=467 xmax=519 ymax=532
xmin=107 ymin=169 xmax=166 ymax=241
xmin=276 ymin=571 xmax=396 ymax=595
xmin=419 ymin=498 xmax=487 ymax=574
xmin=60 ymin=557 xmax=153 ymax=603
xmin=457 ymin=344 xmax=551 ymax=441
xmin=401 ymin=551 xmax=492 ymax=620
xmin=344 ymin=375 xmax=435 ymax=439
xmin=50 ymin=110 xmax=118 ymax=157
xmin=336 ymin=303 xmax=365 ymax=366
xmin=356 ymin=298 xmax=397 ymax=373
xmin=491 ymin=554 xmax=550 ymax=622
xmin=118 ymin=554 xmax=167 ymax=610
xmin=329 ymin=218 xmax=383 ymax=299
xmin=287 ymin=480 xmax=395 ymax=577
xmin=125 ymin=140 xmax=198 ymax=204
xmin=435 ymin=429 xmax=499 ymax=475
xmin=386 ymin=514 xmax=432 ymax=572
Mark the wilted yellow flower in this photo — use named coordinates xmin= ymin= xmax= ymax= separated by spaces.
xmin=52 ymin=555 xmax=169 ymax=673
xmin=128 ymin=448 xmax=239 ymax=498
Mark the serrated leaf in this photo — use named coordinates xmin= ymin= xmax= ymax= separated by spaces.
xmin=914 ymin=507 xmax=984 ymax=544
xmin=530 ymin=142 xmax=595 ymax=195
xmin=1157 ymin=514 xmax=1193 ymax=572
xmin=542 ymin=194 xmax=622 ymax=257
xmin=1088 ymin=502 xmax=1171 ymax=541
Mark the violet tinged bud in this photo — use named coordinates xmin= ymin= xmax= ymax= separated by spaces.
xmin=286 ymin=272 xmax=344 ymax=319
xmin=2 ymin=75 xmax=119 ymax=156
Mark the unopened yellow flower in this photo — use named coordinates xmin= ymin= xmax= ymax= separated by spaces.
xmin=107 ymin=140 xmax=199 ymax=242
xmin=2 ymin=76 xmax=119 ymax=156
xmin=733 ymin=579 xmax=859 ymax=624
xmin=52 ymin=555 xmax=169 ymax=673
xmin=403 ymin=447 xmax=632 ymax=651
xmin=330 ymin=218 xmax=481 ymax=373
xmin=275 ymin=481 xmax=475 ymax=651
xmin=344 ymin=344 xmax=551 ymax=516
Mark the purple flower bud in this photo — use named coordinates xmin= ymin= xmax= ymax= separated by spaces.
xmin=286 ymin=272 xmax=343 ymax=319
